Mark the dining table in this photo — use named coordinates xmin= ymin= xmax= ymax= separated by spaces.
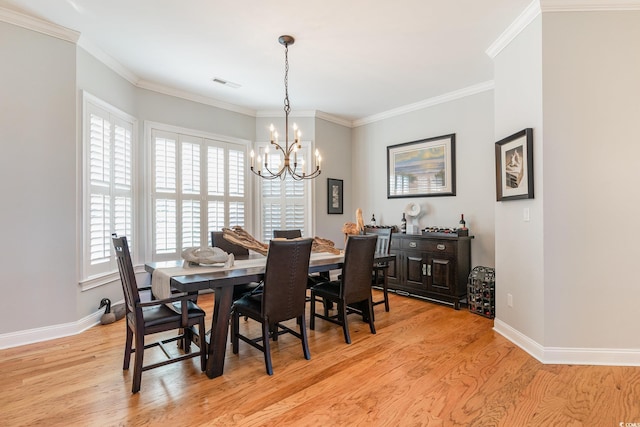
xmin=145 ymin=250 xmax=396 ymax=379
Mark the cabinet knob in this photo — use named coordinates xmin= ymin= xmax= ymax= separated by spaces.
xmin=437 ymin=244 xmax=445 ymax=250
xmin=409 ymin=241 xmax=417 ymax=248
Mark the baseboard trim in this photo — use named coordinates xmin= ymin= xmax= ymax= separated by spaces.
xmin=494 ymin=318 xmax=640 ymax=366
xmin=0 ymin=310 xmax=103 ymax=350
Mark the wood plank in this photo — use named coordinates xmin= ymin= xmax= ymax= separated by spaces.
xmin=0 ymin=291 xmax=638 ymax=426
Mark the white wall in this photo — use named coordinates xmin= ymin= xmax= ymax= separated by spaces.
xmin=314 ymin=118 xmax=352 ymax=247
xmin=0 ymin=22 xmax=77 ymax=333
xmin=76 ymin=48 xmax=258 ymax=320
xmin=351 ymin=90 xmax=496 ymax=268
xmin=541 ymin=11 xmax=640 ymax=349
xmin=493 ymin=16 xmax=545 ymax=344
xmin=75 ymin=47 xmax=138 ymax=319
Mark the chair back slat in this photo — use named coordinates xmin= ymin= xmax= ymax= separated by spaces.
xmin=273 ymin=229 xmax=302 ymax=239
xmin=341 ymin=235 xmax=378 ymax=304
xmin=364 ymin=227 xmax=392 ymax=254
xmin=262 ymin=238 xmax=313 ymax=323
xmin=112 ymin=235 xmax=140 ymax=317
xmin=211 ymin=231 xmax=249 ymax=256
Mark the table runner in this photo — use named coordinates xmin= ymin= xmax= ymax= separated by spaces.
xmin=150 ymin=251 xmax=344 ymax=301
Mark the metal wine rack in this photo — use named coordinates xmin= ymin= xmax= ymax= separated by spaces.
xmin=467 ymin=266 xmax=495 ymax=319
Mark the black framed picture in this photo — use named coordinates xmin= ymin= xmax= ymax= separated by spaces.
xmin=387 ymin=134 xmax=456 ymax=198
xmin=327 ymin=178 xmax=343 ymax=214
xmin=495 ymin=128 xmax=534 ymax=201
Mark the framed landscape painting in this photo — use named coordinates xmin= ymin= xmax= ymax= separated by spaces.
xmin=387 ymin=134 xmax=456 ymax=198
xmin=495 ymin=128 xmax=534 ymax=201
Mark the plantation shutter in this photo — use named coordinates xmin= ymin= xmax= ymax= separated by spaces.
xmin=83 ymin=96 xmax=135 ymax=280
xmin=258 ymin=142 xmax=312 ymax=241
xmin=150 ymin=128 xmax=249 ymax=260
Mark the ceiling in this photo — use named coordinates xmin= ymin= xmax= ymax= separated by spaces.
xmin=1 ymin=0 xmax=533 ymax=123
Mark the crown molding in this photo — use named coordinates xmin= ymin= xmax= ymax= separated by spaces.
xmin=314 ymin=111 xmax=353 ymax=128
xmin=486 ymin=0 xmax=541 ymax=59
xmin=136 ymin=80 xmax=256 ymax=117
xmin=487 ymin=0 xmax=640 ymax=58
xmin=256 ymin=109 xmax=352 ymax=127
xmin=77 ymin=36 xmax=139 ymax=85
xmin=541 ymin=0 xmax=640 ymax=11
xmin=353 ymin=80 xmax=495 ymax=128
xmin=0 ymin=6 xmax=79 ymax=43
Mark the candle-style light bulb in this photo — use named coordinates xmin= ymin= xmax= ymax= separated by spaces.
xmin=269 ymin=124 xmax=275 ymax=142
xmin=250 ymin=150 xmax=255 ymax=168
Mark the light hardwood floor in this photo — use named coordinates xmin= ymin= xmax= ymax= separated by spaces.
xmin=1 ymin=291 xmax=639 ymax=426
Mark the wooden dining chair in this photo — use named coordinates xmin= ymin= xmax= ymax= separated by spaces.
xmin=310 ymin=234 xmax=378 ymax=344
xmin=364 ymin=226 xmax=392 ymax=312
xmin=231 ymin=238 xmax=314 ymax=375
xmin=112 ymin=235 xmax=206 ymax=394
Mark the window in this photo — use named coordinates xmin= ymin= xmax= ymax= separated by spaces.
xmin=149 ymin=125 xmax=250 ymax=261
xmin=82 ymin=93 xmax=136 ymax=284
xmin=255 ymin=141 xmax=314 ymax=241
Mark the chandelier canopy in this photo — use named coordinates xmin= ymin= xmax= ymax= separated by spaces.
xmin=250 ymin=35 xmax=321 ymax=180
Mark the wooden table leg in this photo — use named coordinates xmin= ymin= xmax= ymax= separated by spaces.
xmin=205 ymin=285 xmax=234 ymax=378
xmin=383 ymin=266 xmax=390 ymax=312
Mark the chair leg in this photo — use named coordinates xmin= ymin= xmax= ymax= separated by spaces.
xmin=383 ymin=271 xmax=390 ymax=312
xmin=271 ymin=323 xmax=278 ymax=341
xmin=339 ymin=302 xmax=351 ymax=344
xmin=309 ymin=291 xmax=316 ymax=330
xmin=298 ymin=315 xmax=311 ymax=360
xmin=262 ymin=321 xmax=273 ymax=375
xmin=132 ymin=332 xmax=144 ymax=394
xmin=183 ymin=327 xmax=192 ymax=353
xmin=367 ymin=298 xmax=377 ymax=335
xmin=232 ymin=309 xmax=240 ymax=354
xmin=123 ymin=323 xmax=133 ymax=370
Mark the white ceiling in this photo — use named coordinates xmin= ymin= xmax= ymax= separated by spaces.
xmin=1 ymin=0 xmax=534 ymax=123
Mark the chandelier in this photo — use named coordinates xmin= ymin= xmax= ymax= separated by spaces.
xmin=250 ymin=35 xmax=321 ymax=180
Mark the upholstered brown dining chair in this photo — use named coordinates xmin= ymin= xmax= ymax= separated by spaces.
xmin=112 ymin=235 xmax=206 ymax=393
xmin=273 ymin=229 xmax=331 ymax=287
xmin=272 ymin=229 xmax=302 ymax=239
xmin=364 ymin=226 xmax=392 ymax=312
xmin=310 ymin=234 xmax=378 ymax=344
xmin=211 ymin=231 xmax=261 ymax=298
xmin=231 ymin=238 xmax=314 ymax=375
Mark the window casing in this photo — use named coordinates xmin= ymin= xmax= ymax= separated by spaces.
xmin=149 ymin=124 xmax=250 ymax=261
xmin=81 ymin=93 xmax=136 ymax=284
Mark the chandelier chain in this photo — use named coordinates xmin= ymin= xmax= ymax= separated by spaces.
xmin=283 ymin=42 xmax=290 ymax=116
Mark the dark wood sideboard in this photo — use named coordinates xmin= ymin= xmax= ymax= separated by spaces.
xmin=386 ymin=233 xmax=473 ymax=309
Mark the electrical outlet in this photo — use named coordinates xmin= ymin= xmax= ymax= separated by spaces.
xmin=507 ymin=293 xmax=513 ymax=307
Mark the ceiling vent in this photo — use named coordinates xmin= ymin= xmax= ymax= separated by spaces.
xmin=212 ymin=78 xmax=241 ymax=89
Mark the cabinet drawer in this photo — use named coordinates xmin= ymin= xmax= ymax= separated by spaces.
xmin=401 ymin=238 xmax=456 ymax=256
